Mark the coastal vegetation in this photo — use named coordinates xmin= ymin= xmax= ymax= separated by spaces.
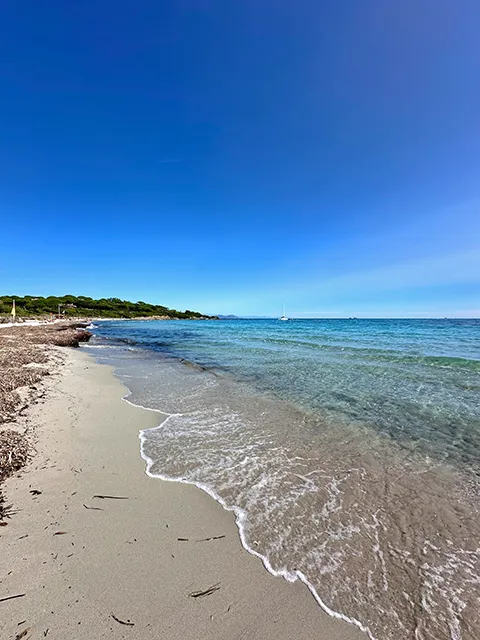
xmin=0 ymin=295 xmax=214 ymax=320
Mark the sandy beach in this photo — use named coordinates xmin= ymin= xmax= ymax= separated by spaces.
xmin=0 ymin=345 xmax=365 ymax=640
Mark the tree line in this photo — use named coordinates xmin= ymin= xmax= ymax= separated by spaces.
xmin=0 ymin=295 xmax=215 ymax=320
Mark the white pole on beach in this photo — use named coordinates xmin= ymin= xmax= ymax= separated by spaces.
xmin=11 ymin=299 xmax=16 ymax=324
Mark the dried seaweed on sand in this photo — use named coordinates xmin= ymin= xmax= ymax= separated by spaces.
xmin=0 ymin=322 xmax=92 ymax=520
xmin=0 ymin=430 xmax=30 ymax=519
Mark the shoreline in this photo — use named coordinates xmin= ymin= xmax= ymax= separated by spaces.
xmin=137 ymin=413 xmax=372 ymax=639
xmin=1 ymin=346 xmax=365 ymax=639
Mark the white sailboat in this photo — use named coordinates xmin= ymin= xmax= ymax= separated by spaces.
xmin=279 ymin=304 xmax=289 ymax=321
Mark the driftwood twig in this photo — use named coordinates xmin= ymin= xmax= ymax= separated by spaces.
xmin=196 ymin=535 xmax=226 ymax=542
xmin=111 ymin=613 xmax=134 ymax=626
xmin=93 ymin=495 xmax=129 ymax=500
xmin=0 ymin=593 xmax=26 ymax=603
xmin=189 ymin=583 xmax=220 ymax=599
xmin=83 ymin=504 xmax=104 ymax=511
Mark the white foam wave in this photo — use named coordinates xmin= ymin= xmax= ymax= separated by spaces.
xmin=130 ymin=400 xmax=376 ymax=640
xmin=84 ymin=344 xmax=114 ymax=349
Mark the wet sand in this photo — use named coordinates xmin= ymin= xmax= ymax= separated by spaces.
xmin=0 ymin=347 xmax=365 ymax=640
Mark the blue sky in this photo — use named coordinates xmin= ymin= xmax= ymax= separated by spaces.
xmin=0 ymin=0 xmax=479 ymax=317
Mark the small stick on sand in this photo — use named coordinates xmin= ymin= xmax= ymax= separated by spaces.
xmin=111 ymin=613 xmax=134 ymax=626
xmin=83 ymin=504 xmax=104 ymax=511
xmin=0 ymin=593 xmax=26 ymax=603
xmin=188 ymin=583 xmax=220 ymax=599
xmin=195 ymin=535 xmax=226 ymax=542
xmin=93 ymin=495 xmax=129 ymax=500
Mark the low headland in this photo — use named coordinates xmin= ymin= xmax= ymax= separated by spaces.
xmin=0 ymin=323 xmax=364 ymax=640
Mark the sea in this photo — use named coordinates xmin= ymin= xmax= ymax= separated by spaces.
xmin=84 ymin=318 xmax=480 ymax=640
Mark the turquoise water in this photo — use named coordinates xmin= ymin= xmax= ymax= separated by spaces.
xmin=93 ymin=318 xmax=480 ymax=471
xmin=87 ymin=319 xmax=480 ymax=640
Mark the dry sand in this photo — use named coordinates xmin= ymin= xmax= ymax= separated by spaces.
xmin=0 ymin=348 xmax=365 ymax=640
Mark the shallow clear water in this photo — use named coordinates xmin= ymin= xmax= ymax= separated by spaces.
xmin=86 ymin=319 xmax=480 ymax=640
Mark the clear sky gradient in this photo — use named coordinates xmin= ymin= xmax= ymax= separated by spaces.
xmin=1 ymin=0 xmax=479 ymax=317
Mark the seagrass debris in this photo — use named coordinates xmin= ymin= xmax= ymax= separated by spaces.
xmin=0 ymin=323 xmax=92 ymax=520
xmin=0 ymin=390 xmax=21 ymax=424
xmin=0 ymin=430 xmax=30 ymax=481
xmin=0 ymin=430 xmax=30 ymax=519
xmin=0 ymin=367 xmax=49 ymax=393
xmin=2 ymin=323 xmax=92 ymax=348
xmin=0 ymin=323 xmax=92 ymax=424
